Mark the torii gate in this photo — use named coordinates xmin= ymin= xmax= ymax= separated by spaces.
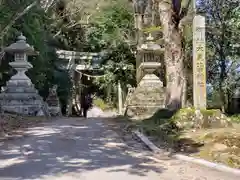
xmin=56 ymin=49 xmax=104 ymax=116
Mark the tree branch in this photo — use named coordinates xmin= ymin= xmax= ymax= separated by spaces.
xmin=0 ymin=0 xmax=39 ymax=61
xmin=0 ymin=0 xmax=38 ymax=40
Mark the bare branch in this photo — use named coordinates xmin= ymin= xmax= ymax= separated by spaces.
xmin=0 ymin=0 xmax=40 ymax=61
xmin=43 ymin=0 xmax=57 ymax=12
xmin=0 ymin=0 xmax=38 ymax=40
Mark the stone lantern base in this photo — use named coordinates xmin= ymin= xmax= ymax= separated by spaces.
xmin=126 ymin=66 xmax=166 ymax=119
xmin=0 ymin=76 xmax=46 ymax=116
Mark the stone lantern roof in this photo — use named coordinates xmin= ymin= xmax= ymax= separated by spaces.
xmin=4 ymin=33 xmax=37 ymax=55
xmin=138 ymin=34 xmax=164 ymax=54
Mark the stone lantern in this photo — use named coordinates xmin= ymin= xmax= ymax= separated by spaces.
xmin=137 ymin=33 xmax=163 ymax=86
xmin=4 ymin=34 xmax=37 ymax=85
xmin=125 ymin=33 xmax=166 ymax=119
xmin=0 ymin=34 xmax=46 ymax=116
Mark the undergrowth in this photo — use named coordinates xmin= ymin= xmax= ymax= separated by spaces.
xmin=93 ymin=98 xmax=110 ymax=110
xmin=113 ymin=108 xmax=240 ymax=168
xmin=229 ymin=114 xmax=240 ymax=123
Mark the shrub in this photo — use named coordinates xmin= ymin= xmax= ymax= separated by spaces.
xmin=229 ymin=114 xmax=240 ymax=123
xmin=170 ymin=108 xmax=232 ymax=129
xmin=93 ymin=98 xmax=110 ymax=110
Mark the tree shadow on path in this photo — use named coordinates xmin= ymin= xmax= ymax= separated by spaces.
xmin=0 ymin=118 xmax=167 ymax=180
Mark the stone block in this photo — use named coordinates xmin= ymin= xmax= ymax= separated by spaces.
xmin=126 ymin=73 xmax=166 ymax=119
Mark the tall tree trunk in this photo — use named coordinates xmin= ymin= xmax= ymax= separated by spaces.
xmin=158 ymin=1 xmax=184 ymax=110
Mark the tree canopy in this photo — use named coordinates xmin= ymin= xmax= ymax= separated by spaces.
xmin=0 ymin=0 xmax=239 ymax=111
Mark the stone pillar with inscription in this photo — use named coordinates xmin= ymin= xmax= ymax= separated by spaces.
xmin=193 ymin=15 xmax=207 ymax=109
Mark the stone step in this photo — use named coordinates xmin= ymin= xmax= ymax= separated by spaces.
xmin=3 ymin=87 xmax=38 ymax=93
xmin=128 ymin=100 xmax=165 ymax=104
xmin=2 ymin=104 xmax=42 ymax=108
xmin=125 ymin=83 xmax=166 ymax=118
xmin=131 ymin=94 xmax=165 ymax=99
xmin=128 ymin=104 xmax=165 ymax=108
xmin=130 ymin=99 xmax=165 ymax=103
xmin=129 ymin=103 xmax=165 ymax=107
xmin=133 ymin=89 xmax=165 ymax=93
xmin=132 ymin=91 xmax=165 ymax=95
xmin=127 ymin=106 xmax=161 ymax=109
xmin=47 ymin=103 xmax=60 ymax=106
xmin=0 ymin=93 xmax=42 ymax=100
xmin=126 ymin=106 xmax=162 ymax=118
xmin=0 ymin=100 xmax=43 ymax=105
xmin=130 ymin=97 xmax=165 ymax=101
xmin=1 ymin=105 xmax=43 ymax=116
xmin=6 ymin=81 xmax=33 ymax=87
xmin=131 ymin=91 xmax=165 ymax=95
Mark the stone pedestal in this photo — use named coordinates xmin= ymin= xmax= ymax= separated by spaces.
xmin=193 ymin=15 xmax=206 ymax=109
xmin=126 ymin=62 xmax=165 ymax=119
xmin=0 ymin=65 xmax=44 ymax=115
xmin=0 ymin=34 xmax=45 ymax=116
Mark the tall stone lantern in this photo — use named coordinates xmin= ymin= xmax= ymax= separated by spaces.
xmin=5 ymin=34 xmax=37 ymax=85
xmin=0 ymin=34 xmax=45 ymax=116
xmin=138 ymin=33 xmax=164 ymax=86
xmin=126 ymin=33 xmax=165 ymax=119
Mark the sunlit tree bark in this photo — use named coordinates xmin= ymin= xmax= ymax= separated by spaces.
xmin=153 ymin=0 xmax=192 ymax=109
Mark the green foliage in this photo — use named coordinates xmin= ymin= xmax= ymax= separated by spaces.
xmin=93 ymin=97 xmax=110 ymax=110
xmin=199 ymin=0 xmax=240 ymax=111
xmin=170 ymin=108 xmax=232 ymax=129
xmin=86 ymin=0 xmax=134 ymax=50
xmin=229 ymin=115 xmax=240 ymax=123
xmin=207 ymin=89 xmax=222 ymax=108
xmin=142 ymin=26 xmax=162 ymax=33
xmin=86 ymin=0 xmax=136 ymax=105
xmin=53 ymin=69 xmax=72 ymax=104
xmin=0 ymin=0 xmax=136 ymax=109
xmin=0 ymin=0 xmax=57 ymax=98
xmin=136 ymin=108 xmax=232 ymax=137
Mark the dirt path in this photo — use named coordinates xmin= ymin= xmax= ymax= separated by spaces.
xmin=0 ymin=117 xmax=238 ymax=180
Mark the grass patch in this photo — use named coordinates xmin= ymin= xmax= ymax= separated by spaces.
xmin=110 ymin=108 xmax=240 ymax=169
xmin=93 ymin=98 xmax=111 ymax=111
xmin=181 ymin=126 xmax=240 ymax=168
xmin=229 ymin=114 xmax=240 ymax=123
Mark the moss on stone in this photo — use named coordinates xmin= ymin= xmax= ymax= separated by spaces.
xmin=170 ymin=108 xmax=232 ymax=129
